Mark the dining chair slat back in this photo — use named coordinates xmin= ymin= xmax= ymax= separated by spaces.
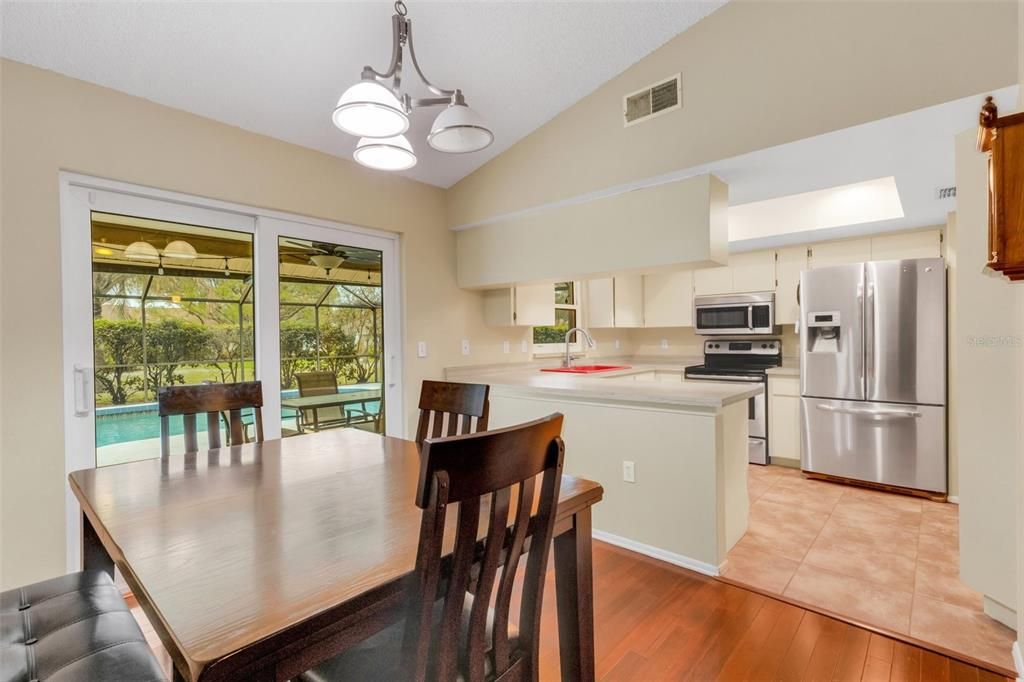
xmin=406 ymin=413 xmax=564 ymax=681
xmin=415 ymin=380 xmax=490 ymax=445
xmin=158 ymin=381 xmax=264 ymax=457
xmin=302 ymin=413 xmax=565 ymax=682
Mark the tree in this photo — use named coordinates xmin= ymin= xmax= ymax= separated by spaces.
xmin=93 ymin=319 xmax=144 ymax=404
xmin=279 ymin=322 xmax=317 ymax=389
xmin=143 ymin=320 xmax=214 ymax=395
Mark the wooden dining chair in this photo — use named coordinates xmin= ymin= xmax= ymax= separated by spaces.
xmin=300 ymin=413 xmax=565 ymax=682
xmin=415 ymin=380 xmax=490 ymax=445
xmin=157 ymin=381 xmax=264 ymax=457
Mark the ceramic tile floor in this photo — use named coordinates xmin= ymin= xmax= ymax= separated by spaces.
xmin=723 ymin=464 xmax=1017 ymax=672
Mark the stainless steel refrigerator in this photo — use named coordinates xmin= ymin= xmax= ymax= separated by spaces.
xmin=799 ymin=258 xmax=946 ymax=493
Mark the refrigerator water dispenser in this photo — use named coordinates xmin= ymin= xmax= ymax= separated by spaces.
xmin=805 ymin=311 xmax=841 ymax=353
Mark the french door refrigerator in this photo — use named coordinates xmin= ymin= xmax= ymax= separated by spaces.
xmin=799 ymin=258 xmax=946 ymax=493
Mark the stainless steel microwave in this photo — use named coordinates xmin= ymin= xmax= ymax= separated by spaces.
xmin=694 ymin=292 xmax=778 ymax=335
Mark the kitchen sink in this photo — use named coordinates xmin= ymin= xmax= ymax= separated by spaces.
xmin=540 ymin=365 xmax=631 ymax=374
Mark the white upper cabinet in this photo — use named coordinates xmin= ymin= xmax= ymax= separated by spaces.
xmin=643 ymin=270 xmax=693 ymax=328
xmin=586 ymin=278 xmax=616 ymax=328
xmin=870 ymin=229 xmax=942 ymax=261
xmin=482 ymin=283 xmax=555 ymax=327
xmin=809 ymin=238 xmax=872 ymax=269
xmin=774 ymin=246 xmax=808 ymax=325
xmin=730 ymin=251 xmax=776 ymax=293
xmin=693 ymin=250 xmax=776 ymax=296
xmin=613 ymin=274 xmax=645 ymax=328
xmin=693 ymin=266 xmax=733 ymax=296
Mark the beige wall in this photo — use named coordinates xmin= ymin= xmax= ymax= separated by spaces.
xmin=0 ymin=60 xmax=527 ymax=588
xmin=950 ymin=129 xmax=1020 ymax=621
xmin=447 ymin=0 xmax=1019 ymax=229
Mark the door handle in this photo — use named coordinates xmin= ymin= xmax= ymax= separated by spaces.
xmin=747 ymin=305 xmax=754 ymax=330
xmin=816 ymin=404 xmax=921 ymax=418
xmin=73 ymin=365 xmax=92 ymax=417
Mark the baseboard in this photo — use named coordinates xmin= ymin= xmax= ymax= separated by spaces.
xmin=1012 ymin=640 xmax=1022 ymax=682
xmin=769 ymin=456 xmax=800 ymax=469
xmin=590 ymin=530 xmax=721 ymax=577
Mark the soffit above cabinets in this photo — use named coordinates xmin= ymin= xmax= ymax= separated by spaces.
xmin=456 ymin=174 xmax=728 ymax=290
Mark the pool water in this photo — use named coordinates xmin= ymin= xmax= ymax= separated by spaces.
xmin=95 ymin=387 xmax=381 ymax=447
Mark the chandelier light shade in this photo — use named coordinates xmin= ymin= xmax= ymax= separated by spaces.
xmin=332 ymin=1 xmax=493 ymax=171
xmin=429 ymin=100 xmax=494 ymax=153
xmin=124 ymin=240 xmax=160 ymax=261
xmin=354 ymin=135 xmax=417 ymax=171
xmin=332 ymin=79 xmax=409 ymax=138
xmin=163 ymin=239 xmax=197 ymax=260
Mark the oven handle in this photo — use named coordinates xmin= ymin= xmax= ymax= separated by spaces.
xmin=686 ymin=374 xmax=764 ymax=383
xmin=816 ymin=404 xmax=921 ymax=418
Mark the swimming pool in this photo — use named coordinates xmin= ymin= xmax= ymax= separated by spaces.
xmin=95 ymin=386 xmax=381 ymax=447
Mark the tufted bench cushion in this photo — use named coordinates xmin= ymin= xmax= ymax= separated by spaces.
xmin=0 ymin=570 xmax=165 ymax=682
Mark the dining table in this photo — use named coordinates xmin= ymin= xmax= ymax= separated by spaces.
xmin=69 ymin=427 xmax=603 ymax=682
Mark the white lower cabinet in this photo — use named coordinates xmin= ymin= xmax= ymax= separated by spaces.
xmin=768 ymin=375 xmax=801 ymax=464
xmin=643 ymin=270 xmax=693 ymax=327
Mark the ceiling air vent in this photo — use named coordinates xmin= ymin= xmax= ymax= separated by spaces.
xmin=623 ymin=74 xmax=681 ymax=127
xmin=936 ymin=186 xmax=957 ymax=200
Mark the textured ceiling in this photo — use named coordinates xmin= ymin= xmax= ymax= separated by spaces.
xmin=1 ymin=1 xmax=726 ymax=187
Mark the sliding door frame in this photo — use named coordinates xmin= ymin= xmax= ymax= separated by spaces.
xmin=58 ymin=172 xmax=404 ymax=572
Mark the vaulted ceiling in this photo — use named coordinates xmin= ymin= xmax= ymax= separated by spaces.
xmin=1 ymin=1 xmax=726 ymax=187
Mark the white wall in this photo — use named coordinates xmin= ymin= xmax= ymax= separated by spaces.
xmin=951 ymin=128 xmax=1020 ymax=623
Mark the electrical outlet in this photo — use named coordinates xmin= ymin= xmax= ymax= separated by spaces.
xmin=521 ymin=340 xmax=529 ymax=353
xmin=614 ymin=339 xmax=621 ymax=350
xmin=416 ymin=341 xmax=428 ymax=358
xmin=660 ymin=338 xmax=669 ymax=350
xmin=461 ymin=340 xmax=471 ymax=356
xmin=502 ymin=340 xmax=510 ymax=354
xmin=622 ymin=461 xmax=636 ymax=483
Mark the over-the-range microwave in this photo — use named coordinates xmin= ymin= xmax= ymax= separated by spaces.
xmin=693 ymin=292 xmax=778 ymax=336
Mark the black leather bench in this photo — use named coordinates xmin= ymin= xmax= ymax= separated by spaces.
xmin=1 ymin=570 xmax=166 ymax=682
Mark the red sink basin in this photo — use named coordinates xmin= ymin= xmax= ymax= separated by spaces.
xmin=541 ymin=365 xmax=631 ymax=374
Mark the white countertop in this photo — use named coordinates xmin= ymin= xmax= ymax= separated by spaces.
xmin=445 ymin=361 xmax=763 ymax=410
xmin=766 ymin=360 xmax=800 ymax=378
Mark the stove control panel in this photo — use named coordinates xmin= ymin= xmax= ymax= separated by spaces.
xmin=704 ymin=339 xmax=781 ymax=356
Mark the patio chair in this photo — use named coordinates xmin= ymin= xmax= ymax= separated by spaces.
xmin=295 ymin=371 xmax=379 ymax=432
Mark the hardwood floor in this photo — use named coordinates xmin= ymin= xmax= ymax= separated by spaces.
xmin=132 ymin=539 xmax=1011 ymax=681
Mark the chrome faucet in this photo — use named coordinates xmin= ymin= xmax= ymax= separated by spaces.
xmin=563 ymin=327 xmax=596 ymax=368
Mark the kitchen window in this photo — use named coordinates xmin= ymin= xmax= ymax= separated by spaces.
xmin=533 ymin=281 xmax=582 ymax=355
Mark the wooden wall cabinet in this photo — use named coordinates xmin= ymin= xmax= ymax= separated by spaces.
xmin=978 ymin=97 xmax=1024 ymax=281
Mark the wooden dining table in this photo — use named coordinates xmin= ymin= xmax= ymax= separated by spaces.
xmin=69 ymin=428 xmax=603 ymax=682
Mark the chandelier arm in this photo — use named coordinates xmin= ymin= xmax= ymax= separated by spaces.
xmin=405 ymin=19 xmax=456 ymax=98
xmin=409 ymin=96 xmax=454 ymax=109
xmin=364 ymin=14 xmax=405 ymax=81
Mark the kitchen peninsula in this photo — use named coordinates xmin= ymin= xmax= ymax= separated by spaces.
xmin=445 ymin=362 xmax=761 ymax=574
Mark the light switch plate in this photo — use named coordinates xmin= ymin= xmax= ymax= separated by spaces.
xmin=416 ymin=341 xmax=427 ymax=358
xmin=502 ymin=341 xmax=510 ymax=354
xmin=622 ymin=461 xmax=636 ymax=483
xmin=461 ymin=340 xmax=471 ymax=356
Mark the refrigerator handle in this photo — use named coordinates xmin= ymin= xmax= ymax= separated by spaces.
xmin=865 ymin=281 xmax=875 ymax=393
xmin=856 ymin=281 xmax=864 ymax=387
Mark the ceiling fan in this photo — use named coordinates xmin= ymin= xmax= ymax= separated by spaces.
xmin=279 ymin=239 xmax=382 ymax=276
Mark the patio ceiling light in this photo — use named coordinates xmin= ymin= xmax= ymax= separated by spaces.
xmin=125 ymin=240 xmax=159 ymax=261
xmin=163 ymin=239 xmax=197 ymax=260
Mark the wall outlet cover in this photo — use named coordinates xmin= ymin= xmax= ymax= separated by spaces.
xmin=416 ymin=341 xmax=427 ymax=358
xmin=521 ymin=340 xmax=529 ymax=353
xmin=660 ymin=339 xmax=669 ymax=350
xmin=502 ymin=340 xmax=510 ymax=354
xmin=614 ymin=339 xmax=621 ymax=350
xmin=461 ymin=340 xmax=471 ymax=355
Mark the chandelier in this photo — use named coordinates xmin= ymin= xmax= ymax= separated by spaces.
xmin=332 ymin=1 xmax=494 ymax=171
